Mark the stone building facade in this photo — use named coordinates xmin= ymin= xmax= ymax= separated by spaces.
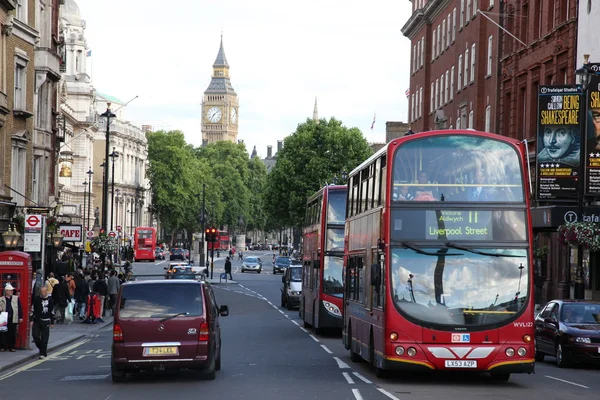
xmin=402 ymin=0 xmax=500 ymax=133
xmin=201 ymin=36 xmax=239 ymax=144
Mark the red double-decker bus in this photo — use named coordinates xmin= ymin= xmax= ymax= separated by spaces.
xmin=343 ymin=130 xmax=535 ymax=381
xmin=134 ymin=227 xmax=156 ymax=262
xmin=301 ymin=185 xmax=347 ymax=334
xmin=207 ymin=230 xmax=230 ymax=251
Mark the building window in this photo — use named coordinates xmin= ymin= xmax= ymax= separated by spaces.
xmin=485 ymin=105 xmax=491 ymax=132
xmin=415 ymin=89 xmax=419 ymax=119
xmin=445 ymin=70 xmax=450 ymax=102
xmin=467 ymin=0 xmax=471 ymax=21
xmin=452 ymin=8 xmax=457 ymax=41
xmin=464 ymin=49 xmax=469 ymax=87
xmin=36 ymin=82 xmax=50 ymax=130
xmin=456 ymin=111 xmax=462 ymax=129
xmin=416 ymin=41 xmax=420 ymax=69
xmin=430 ymin=82 xmax=434 ymax=112
xmin=419 ymin=87 xmax=423 ymax=118
xmin=16 ymin=0 xmax=27 ymax=22
xmin=432 ymin=31 xmax=436 ymax=61
xmin=440 ymin=74 xmax=445 ymax=104
xmin=470 ymin=43 xmax=476 ymax=82
xmin=473 ymin=0 xmax=478 ymax=17
xmin=420 ymin=36 xmax=424 ymax=67
xmin=460 ymin=0 xmax=465 ymax=27
xmin=447 ymin=14 xmax=451 ymax=48
xmin=442 ymin=20 xmax=446 ymax=50
xmin=450 ymin=66 xmax=455 ymax=100
xmin=11 ymin=144 xmax=26 ymax=206
xmin=412 ymin=45 xmax=417 ymax=72
xmin=469 ymin=110 xmax=474 ymax=129
xmin=435 ymin=79 xmax=439 ymax=109
xmin=490 ymin=0 xmax=495 ymax=7
xmin=411 ymin=94 xmax=415 ymax=122
xmin=437 ymin=26 xmax=441 ymax=57
xmin=487 ymin=35 xmax=493 ymax=76
xmin=458 ymin=56 xmax=463 ymax=92
xmin=32 ymin=156 xmax=40 ymax=204
xmin=14 ymin=58 xmax=27 ymax=110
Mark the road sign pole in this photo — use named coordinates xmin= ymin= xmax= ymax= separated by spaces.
xmin=40 ymin=216 xmax=46 ymax=282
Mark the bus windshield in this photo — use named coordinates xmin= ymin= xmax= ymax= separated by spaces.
xmin=136 ymin=229 xmax=154 ymax=249
xmin=390 ymin=247 xmax=528 ymax=327
xmin=323 ymin=255 xmax=344 ymax=297
xmin=327 ymin=190 xmax=346 ymax=224
xmin=392 ymin=135 xmax=524 ymax=202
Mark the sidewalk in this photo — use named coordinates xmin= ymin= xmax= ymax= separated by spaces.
xmin=0 ymin=316 xmax=113 ymax=373
xmin=204 ymin=276 xmax=238 ymax=285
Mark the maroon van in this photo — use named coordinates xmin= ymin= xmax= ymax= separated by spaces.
xmin=111 ymin=279 xmax=229 ymax=382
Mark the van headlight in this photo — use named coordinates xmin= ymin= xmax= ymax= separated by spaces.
xmin=322 ymin=300 xmax=341 ymax=316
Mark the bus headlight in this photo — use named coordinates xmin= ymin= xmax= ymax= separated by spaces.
xmin=517 ymin=347 xmax=527 ymax=356
xmin=407 ymin=347 xmax=417 ymax=357
xmin=322 ymin=301 xmax=341 ymax=316
xmin=395 ymin=346 xmax=405 ymax=356
xmin=505 ymin=348 xmax=515 ymax=357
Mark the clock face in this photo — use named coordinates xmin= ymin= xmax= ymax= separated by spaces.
xmin=206 ymin=107 xmax=222 ymax=123
xmin=231 ymin=108 xmax=237 ymax=124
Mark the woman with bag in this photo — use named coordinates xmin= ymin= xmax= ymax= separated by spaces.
xmin=0 ymin=283 xmax=23 ymax=352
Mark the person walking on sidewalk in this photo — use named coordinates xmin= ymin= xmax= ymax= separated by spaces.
xmin=31 ymin=286 xmax=54 ymax=359
xmin=93 ymin=273 xmax=108 ymax=321
xmin=0 ymin=283 xmax=23 ymax=352
xmin=224 ymin=257 xmax=233 ymax=280
xmin=52 ymin=277 xmax=70 ymax=324
xmin=45 ymin=273 xmax=59 ymax=298
xmin=107 ymin=271 xmax=120 ymax=316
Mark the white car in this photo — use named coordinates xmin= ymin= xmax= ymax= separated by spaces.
xmin=241 ymin=257 xmax=262 ymax=273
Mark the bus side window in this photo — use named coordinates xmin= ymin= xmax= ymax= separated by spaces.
xmin=380 ymin=156 xmax=387 ymax=205
xmin=371 ymin=250 xmax=384 ymax=309
xmin=357 ymin=256 xmax=365 ymax=305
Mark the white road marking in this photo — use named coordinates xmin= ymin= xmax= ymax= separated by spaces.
xmin=333 ymin=357 xmax=351 ymax=369
xmin=278 ymin=310 xmax=285 ymax=315
xmin=0 ymin=339 xmax=91 ymax=381
xmin=291 ymin=320 xmax=299 ymax=326
xmin=320 ymin=344 xmax=333 ymax=354
xmin=342 ymin=372 xmax=355 ymax=384
xmin=309 ymin=334 xmax=320 ymax=343
xmin=352 ymin=389 xmax=364 ymax=400
xmin=299 ymin=327 xmax=308 ymax=333
xmin=352 ymin=372 xmax=372 ymax=384
xmin=23 ymin=368 xmax=52 ymax=372
xmin=155 ymin=260 xmax=165 ymax=265
xmin=545 ymin=375 xmax=589 ymax=389
xmin=377 ymin=388 xmax=401 ymax=400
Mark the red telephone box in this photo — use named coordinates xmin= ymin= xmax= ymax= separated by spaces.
xmin=0 ymin=250 xmax=32 ymax=349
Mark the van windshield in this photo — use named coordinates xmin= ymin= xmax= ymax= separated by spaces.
xmin=119 ymin=284 xmax=204 ymax=318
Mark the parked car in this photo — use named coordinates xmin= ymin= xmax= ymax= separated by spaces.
xmin=272 ymin=256 xmax=290 ymax=274
xmin=535 ymin=300 xmax=600 ymax=367
xmin=111 ymin=280 xmax=229 ymax=382
xmin=241 ymin=256 xmax=262 ymax=273
xmin=281 ymin=265 xmax=302 ymax=310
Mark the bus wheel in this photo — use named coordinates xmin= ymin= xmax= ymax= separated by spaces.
xmin=490 ymin=373 xmax=510 ymax=381
xmin=349 ymin=325 xmax=361 ymax=362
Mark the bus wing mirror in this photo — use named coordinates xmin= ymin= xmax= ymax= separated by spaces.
xmin=370 ymin=263 xmax=381 ymax=287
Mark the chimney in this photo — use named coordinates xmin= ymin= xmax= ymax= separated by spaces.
xmin=267 ymin=145 xmax=272 ymax=158
xmin=277 ymin=140 xmax=283 ymax=153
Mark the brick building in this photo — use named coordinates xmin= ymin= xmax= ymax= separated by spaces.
xmin=401 ymin=0 xmax=500 ymax=134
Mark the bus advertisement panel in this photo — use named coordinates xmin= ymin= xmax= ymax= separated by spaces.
xmin=343 ymin=131 xmax=534 ymax=381
xmin=301 ymin=185 xmax=347 ymax=334
xmin=134 ymin=227 xmax=156 ymax=262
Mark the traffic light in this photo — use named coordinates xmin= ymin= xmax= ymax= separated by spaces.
xmin=205 ymin=227 xmax=217 ymax=242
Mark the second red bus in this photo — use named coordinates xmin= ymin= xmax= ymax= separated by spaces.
xmin=134 ymin=227 xmax=156 ymax=262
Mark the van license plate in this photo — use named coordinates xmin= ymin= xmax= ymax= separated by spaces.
xmin=144 ymin=347 xmax=179 ymax=356
xmin=445 ymin=360 xmax=477 ymax=368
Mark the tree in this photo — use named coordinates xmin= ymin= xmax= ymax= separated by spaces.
xmin=146 ymin=130 xmax=214 ymax=245
xmin=264 ymin=117 xmax=372 ymax=229
xmin=246 ymin=156 xmax=268 ymax=237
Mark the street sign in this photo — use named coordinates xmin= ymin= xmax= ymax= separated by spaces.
xmin=25 ymin=214 xmax=42 ymax=229
xmin=59 ymin=225 xmax=82 ymax=242
xmin=108 ymin=231 xmax=117 ymax=238
xmin=24 ymin=214 xmax=44 ymax=252
xmin=117 ymin=225 xmax=122 ymax=232
xmin=87 ymin=230 xmax=95 ymax=239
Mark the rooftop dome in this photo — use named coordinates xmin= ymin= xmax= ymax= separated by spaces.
xmin=63 ymin=0 xmax=81 ymax=17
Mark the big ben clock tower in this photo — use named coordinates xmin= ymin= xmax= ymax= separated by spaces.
xmin=201 ymin=36 xmax=239 ymax=144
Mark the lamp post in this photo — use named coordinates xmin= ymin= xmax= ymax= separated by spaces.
xmin=574 ymin=54 xmax=592 ymax=300
xmin=100 ymin=104 xmax=116 ymax=232
xmin=109 ymin=147 xmax=119 ymax=231
xmin=82 ymin=180 xmax=88 ymax=231
xmin=2 ymin=224 xmax=21 ymax=248
xmin=86 ymin=167 xmax=93 ymax=229
xmin=115 ymin=189 xmax=121 ymax=257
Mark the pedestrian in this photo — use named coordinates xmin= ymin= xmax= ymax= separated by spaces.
xmin=0 ymin=283 xmax=23 ymax=352
xmin=224 ymin=257 xmax=233 ymax=280
xmin=45 ymin=272 xmax=59 ymax=297
xmin=107 ymin=270 xmax=120 ymax=316
xmin=31 ymin=285 xmax=54 ymax=359
xmin=93 ymin=274 xmax=108 ymax=321
xmin=75 ymin=274 xmax=90 ymax=320
xmin=52 ymin=277 xmax=70 ymax=324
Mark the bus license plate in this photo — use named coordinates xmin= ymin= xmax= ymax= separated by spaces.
xmin=445 ymin=360 xmax=477 ymax=368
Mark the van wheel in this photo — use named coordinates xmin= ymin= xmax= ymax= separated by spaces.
xmin=111 ymin=359 xmax=126 ymax=383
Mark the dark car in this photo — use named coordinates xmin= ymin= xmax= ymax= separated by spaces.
xmin=170 ymin=248 xmax=185 ymax=261
xmin=111 ymin=280 xmax=229 ymax=382
xmin=535 ymin=300 xmax=600 ymax=367
xmin=272 ymin=256 xmax=290 ymax=274
xmin=281 ymin=266 xmax=302 ymax=310
xmin=155 ymin=247 xmax=165 ymax=260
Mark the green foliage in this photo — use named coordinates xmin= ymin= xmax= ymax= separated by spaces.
xmin=246 ymin=157 xmax=268 ymax=233
xmin=264 ymin=117 xmax=372 ymax=228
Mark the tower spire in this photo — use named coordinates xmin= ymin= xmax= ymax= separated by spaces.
xmin=313 ymin=97 xmax=319 ymax=121
xmin=213 ymin=33 xmax=229 ymax=68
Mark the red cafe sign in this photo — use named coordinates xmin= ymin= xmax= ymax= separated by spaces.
xmin=59 ymin=225 xmax=83 ymax=242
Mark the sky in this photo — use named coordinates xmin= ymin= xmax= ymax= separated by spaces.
xmin=77 ymin=0 xmax=412 ymax=158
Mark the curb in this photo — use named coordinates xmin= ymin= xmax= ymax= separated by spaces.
xmin=0 ymin=321 xmax=113 ymax=374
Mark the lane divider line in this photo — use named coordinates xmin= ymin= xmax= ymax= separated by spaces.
xmin=342 ymin=371 xmax=355 ymax=384
xmin=352 ymin=372 xmax=372 ymax=384
xmin=321 ymin=345 xmax=333 ymax=354
xmin=377 ymin=388 xmax=401 ymax=400
xmin=545 ymin=375 xmax=589 ymax=389
xmin=309 ymin=334 xmax=320 ymax=343
xmin=333 ymin=357 xmax=351 ymax=369
xmin=352 ymin=388 xmax=364 ymax=400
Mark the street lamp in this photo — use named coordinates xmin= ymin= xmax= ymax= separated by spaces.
xmin=86 ymin=167 xmax=93 ymax=229
xmin=573 ymin=54 xmax=592 ymax=300
xmin=2 ymin=224 xmax=20 ymax=248
xmin=82 ymin=180 xmax=88 ymax=228
xmin=51 ymin=232 xmax=64 ymax=248
xmin=100 ymin=104 xmax=116 ymax=232
xmin=109 ymin=147 xmax=119 ymax=231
